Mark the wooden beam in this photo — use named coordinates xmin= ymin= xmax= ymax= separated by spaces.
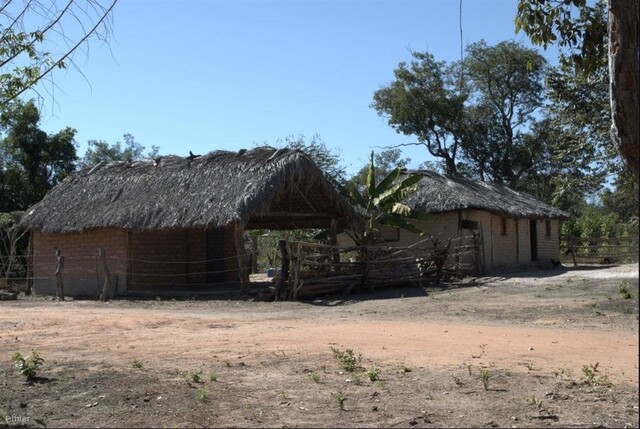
xmin=234 ymin=223 xmax=250 ymax=294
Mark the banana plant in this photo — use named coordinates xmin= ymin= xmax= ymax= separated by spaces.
xmin=342 ymin=151 xmax=433 ymax=246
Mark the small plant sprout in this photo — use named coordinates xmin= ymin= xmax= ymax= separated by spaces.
xmin=335 ymin=391 xmax=346 ymax=411
xmin=581 ymin=362 xmax=611 ymax=387
xmin=308 ymin=372 xmax=320 ymax=383
xmin=619 ymin=285 xmax=633 ymax=300
xmin=132 ymin=359 xmax=144 ymax=369
xmin=367 ymin=366 xmax=381 ymax=381
xmin=480 ymin=369 xmax=490 ymax=391
xmin=401 ymin=366 xmax=412 ymax=374
xmin=12 ymin=351 xmax=44 ymax=381
xmin=524 ymin=395 xmax=542 ymax=407
xmin=195 ymin=387 xmax=209 ymax=402
xmin=184 ymin=370 xmax=204 ymax=384
xmin=377 ymin=380 xmax=388 ymax=390
xmin=208 ymin=371 xmax=218 ymax=382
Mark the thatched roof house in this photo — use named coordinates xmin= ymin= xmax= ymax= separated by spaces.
xmin=21 ymin=147 xmax=359 ymax=297
xmin=379 ymin=171 xmax=569 ymax=273
xmin=404 ymin=171 xmax=568 ymax=220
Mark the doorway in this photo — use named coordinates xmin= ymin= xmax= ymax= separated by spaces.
xmin=529 ymin=220 xmax=538 ymax=261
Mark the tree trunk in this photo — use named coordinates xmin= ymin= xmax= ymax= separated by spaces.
xmin=608 ymin=0 xmax=639 ymax=180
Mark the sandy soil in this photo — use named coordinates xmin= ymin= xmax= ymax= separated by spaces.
xmin=0 ymin=263 xmax=638 ymax=428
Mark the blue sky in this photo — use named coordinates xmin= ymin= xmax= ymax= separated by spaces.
xmin=32 ymin=0 xmax=555 ymax=176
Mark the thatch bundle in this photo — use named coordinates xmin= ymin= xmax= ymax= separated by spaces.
xmin=20 ymin=147 xmax=358 ymax=233
xmin=404 ymin=171 xmax=569 ymax=219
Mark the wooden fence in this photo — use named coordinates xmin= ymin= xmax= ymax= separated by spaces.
xmin=561 ymin=235 xmax=639 ymax=265
xmin=273 ymin=234 xmax=479 ymax=300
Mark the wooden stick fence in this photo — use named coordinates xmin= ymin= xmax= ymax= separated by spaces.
xmin=274 ymin=234 xmax=479 ymax=300
xmin=562 ymin=235 xmax=639 ymax=266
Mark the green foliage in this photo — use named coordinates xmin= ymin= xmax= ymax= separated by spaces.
xmin=12 ymin=350 xmax=44 ymax=380
xmin=183 ymin=370 xmax=204 ymax=384
xmin=479 ymin=368 xmax=490 ymax=391
xmin=372 ymin=51 xmax=465 ymax=174
xmin=366 ymin=366 xmax=381 ymax=381
xmin=308 ymin=371 xmax=320 ymax=383
xmin=581 ymin=362 xmax=611 ymax=388
xmin=342 ymin=151 xmax=432 ymax=245
xmin=274 ymin=134 xmax=347 ymax=184
xmin=195 ymin=387 xmax=209 ymax=402
xmin=0 ymin=1 xmax=116 ymax=107
xmin=334 ymin=391 xmax=346 ymax=410
xmin=0 ymin=100 xmax=77 ymax=211
xmin=208 ymin=371 xmax=219 ymax=382
xmin=348 ymin=148 xmax=411 ymax=191
xmin=79 ymin=134 xmax=159 ymax=169
xmin=331 ymin=347 xmax=361 ymax=373
xmin=131 ymin=359 xmax=144 ymax=369
xmin=618 ymin=285 xmax=633 ymax=300
xmin=515 ymin=0 xmax=607 ymax=76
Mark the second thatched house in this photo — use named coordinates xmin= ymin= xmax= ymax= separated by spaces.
xmin=20 ymin=147 xmax=359 ymax=297
xmin=371 ymin=171 xmax=569 ymax=273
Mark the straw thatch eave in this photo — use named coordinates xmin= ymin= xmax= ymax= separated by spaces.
xmin=19 ymin=147 xmax=359 ymax=233
xmin=404 ymin=171 xmax=569 ymax=220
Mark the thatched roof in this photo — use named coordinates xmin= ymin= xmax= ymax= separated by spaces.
xmin=404 ymin=171 xmax=569 ymax=219
xmin=20 ymin=147 xmax=359 ymax=233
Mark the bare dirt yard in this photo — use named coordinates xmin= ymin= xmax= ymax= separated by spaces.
xmin=1 ymin=264 xmax=638 ymax=428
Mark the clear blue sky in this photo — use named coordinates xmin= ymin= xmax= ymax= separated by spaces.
xmin=32 ymin=0 xmax=555 ymax=176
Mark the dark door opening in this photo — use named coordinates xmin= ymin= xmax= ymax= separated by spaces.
xmin=530 ymin=220 xmax=538 ymax=261
xmin=206 ymin=228 xmax=225 ymax=284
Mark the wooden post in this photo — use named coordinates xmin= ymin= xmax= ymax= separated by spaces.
xmin=329 ymin=218 xmax=339 ymax=265
xmin=98 ymin=248 xmax=115 ymax=301
xmin=234 ymin=223 xmax=250 ymax=294
xmin=54 ymin=248 xmax=64 ymax=301
xmin=251 ymin=236 xmax=258 ymax=274
xmin=26 ymin=232 xmax=33 ymax=295
xmin=274 ymin=239 xmax=289 ymax=301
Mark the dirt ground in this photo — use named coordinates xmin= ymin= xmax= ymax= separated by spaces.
xmin=0 ymin=263 xmax=638 ymax=428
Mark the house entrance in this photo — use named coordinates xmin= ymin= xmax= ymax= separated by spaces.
xmin=530 ymin=220 xmax=538 ymax=261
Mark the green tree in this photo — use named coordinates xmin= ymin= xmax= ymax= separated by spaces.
xmin=460 ymin=40 xmax=547 ymax=187
xmin=515 ymin=0 xmax=639 ymax=180
xmin=601 ymin=170 xmax=639 ymax=222
xmin=372 ymin=52 xmax=465 ymax=174
xmin=0 ymin=100 xmax=76 ymax=211
xmin=0 ymin=0 xmax=117 ymax=107
xmin=343 ymin=151 xmax=431 ymax=246
xmin=275 ymin=134 xmax=347 ymax=183
xmin=79 ymin=134 xmax=159 ymax=168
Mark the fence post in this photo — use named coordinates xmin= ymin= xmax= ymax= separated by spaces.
xmin=274 ymin=239 xmax=289 ymax=301
xmin=98 ymin=248 xmax=115 ymax=301
xmin=54 ymin=248 xmax=65 ymax=301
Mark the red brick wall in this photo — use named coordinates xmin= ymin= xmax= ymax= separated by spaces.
xmin=33 ymin=229 xmax=127 ymax=297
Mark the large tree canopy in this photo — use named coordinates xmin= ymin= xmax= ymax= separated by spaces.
xmin=0 ymin=100 xmax=76 ymax=211
xmin=0 ymin=0 xmax=117 ymax=107
xmin=516 ymin=0 xmax=639 ymax=180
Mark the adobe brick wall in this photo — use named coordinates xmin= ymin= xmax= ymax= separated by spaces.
xmin=536 ymin=219 xmax=560 ymax=265
xmin=32 ymin=229 xmax=127 ymax=297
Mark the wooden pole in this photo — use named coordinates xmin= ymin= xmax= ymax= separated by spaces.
xmin=329 ymin=218 xmax=339 ymax=265
xmin=98 ymin=248 xmax=115 ymax=301
xmin=569 ymin=235 xmax=578 ymax=267
xmin=274 ymin=239 xmax=289 ymax=301
xmin=26 ymin=232 xmax=33 ymax=295
xmin=54 ymin=248 xmax=64 ymax=301
xmin=234 ymin=223 xmax=250 ymax=294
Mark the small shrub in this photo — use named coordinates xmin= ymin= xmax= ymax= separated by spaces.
xmin=12 ymin=351 xmax=44 ymax=381
xmin=619 ymin=285 xmax=633 ymax=300
xmin=331 ymin=347 xmax=360 ymax=373
xmin=208 ymin=371 xmax=218 ymax=382
xmin=367 ymin=366 xmax=381 ymax=381
xmin=524 ymin=395 xmax=541 ymax=407
xmin=335 ymin=391 xmax=346 ymax=410
xmin=308 ymin=372 xmax=320 ymax=383
xmin=581 ymin=362 xmax=611 ymax=387
xmin=479 ymin=369 xmax=490 ymax=391
xmin=132 ymin=359 xmax=144 ymax=369
xmin=195 ymin=387 xmax=209 ymax=402
xmin=184 ymin=370 xmax=204 ymax=384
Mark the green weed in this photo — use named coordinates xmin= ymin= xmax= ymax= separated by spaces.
xmin=132 ymin=359 xmax=144 ymax=369
xmin=208 ymin=371 xmax=218 ymax=382
xmin=619 ymin=285 xmax=633 ymax=300
xmin=12 ymin=351 xmax=44 ymax=381
xmin=335 ymin=391 xmax=346 ymax=410
xmin=331 ymin=347 xmax=361 ymax=373
xmin=308 ymin=372 xmax=320 ymax=383
xmin=480 ymin=369 xmax=490 ymax=391
xmin=367 ymin=366 xmax=381 ymax=381
xmin=195 ymin=387 xmax=209 ymax=402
